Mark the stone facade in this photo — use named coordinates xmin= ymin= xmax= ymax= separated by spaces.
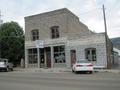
xmin=25 ymin=8 xmax=113 ymax=68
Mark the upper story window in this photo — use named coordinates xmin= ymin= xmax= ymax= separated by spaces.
xmin=50 ymin=26 xmax=59 ymax=39
xmin=31 ymin=29 xmax=39 ymax=41
xmin=85 ymin=48 xmax=97 ymax=61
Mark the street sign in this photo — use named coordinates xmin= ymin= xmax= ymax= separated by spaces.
xmin=36 ymin=40 xmax=44 ymax=48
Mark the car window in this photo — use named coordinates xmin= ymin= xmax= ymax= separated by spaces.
xmin=77 ymin=60 xmax=89 ymax=63
xmin=0 ymin=59 xmax=8 ymax=62
xmin=0 ymin=59 xmax=4 ymax=62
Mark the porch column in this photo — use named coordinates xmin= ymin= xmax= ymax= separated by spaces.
xmin=51 ymin=46 xmax=54 ymax=68
xmin=37 ymin=48 xmax=40 ymax=68
xmin=25 ymin=49 xmax=28 ymax=68
xmin=44 ymin=48 xmax=47 ymax=68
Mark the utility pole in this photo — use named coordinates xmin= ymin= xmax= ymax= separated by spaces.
xmin=103 ymin=5 xmax=108 ymax=35
xmin=102 ymin=5 xmax=109 ymax=69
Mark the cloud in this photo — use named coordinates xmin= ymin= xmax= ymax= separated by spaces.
xmin=65 ymin=0 xmax=104 ymax=32
xmin=0 ymin=0 xmax=120 ymax=38
xmin=65 ymin=0 xmax=120 ymax=38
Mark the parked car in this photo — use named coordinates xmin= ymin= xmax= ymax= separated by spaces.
xmin=0 ymin=58 xmax=13 ymax=72
xmin=72 ymin=60 xmax=93 ymax=74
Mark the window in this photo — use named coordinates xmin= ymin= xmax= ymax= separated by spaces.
xmin=31 ymin=29 xmax=39 ymax=41
xmin=53 ymin=46 xmax=65 ymax=63
xmin=28 ymin=48 xmax=37 ymax=64
xmin=85 ymin=48 xmax=97 ymax=61
xmin=51 ymin=26 xmax=59 ymax=39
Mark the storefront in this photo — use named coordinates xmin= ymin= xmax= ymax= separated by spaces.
xmin=25 ymin=45 xmax=66 ymax=68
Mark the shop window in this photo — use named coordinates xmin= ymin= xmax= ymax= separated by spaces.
xmin=50 ymin=26 xmax=59 ymax=39
xmin=85 ymin=48 xmax=97 ymax=61
xmin=31 ymin=29 xmax=39 ymax=41
xmin=53 ymin=46 xmax=65 ymax=63
xmin=28 ymin=48 xmax=37 ymax=64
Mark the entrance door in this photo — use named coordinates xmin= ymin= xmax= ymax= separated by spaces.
xmin=45 ymin=47 xmax=51 ymax=68
xmin=70 ymin=50 xmax=76 ymax=67
xmin=39 ymin=47 xmax=51 ymax=68
xmin=46 ymin=52 xmax=51 ymax=68
xmin=40 ymin=48 xmax=44 ymax=68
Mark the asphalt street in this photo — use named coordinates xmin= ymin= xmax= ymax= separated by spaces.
xmin=0 ymin=71 xmax=120 ymax=90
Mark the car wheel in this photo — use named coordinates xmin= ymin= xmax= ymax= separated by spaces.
xmin=89 ymin=71 xmax=93 ymax=74
xmin=10 ymin=68 xmax=13 ymax=71
xmin=5 ymin=67 xmax=9 ymax=72
xmin=75 ymin=71 xmax=78 ymax=74
xmin=72 ymin=69 xmax=74 ymax=73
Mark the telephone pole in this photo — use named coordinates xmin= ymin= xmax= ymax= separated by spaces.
xmin=103 ymin=5 xmax=107 ymax=34
xmin=102 ymin=5 xmax=109 ymax=69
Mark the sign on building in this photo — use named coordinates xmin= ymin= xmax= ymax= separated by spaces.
xmin=36 ymin=40 xmax=44 ymax=48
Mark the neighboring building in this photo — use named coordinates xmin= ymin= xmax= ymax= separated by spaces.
xmin=113 ymin=47 xmax=120 ymax=65
xmin=25 ymin=8 xmax=113 ymax=69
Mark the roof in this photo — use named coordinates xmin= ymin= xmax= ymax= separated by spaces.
xmin=25 ymin=8 xmax=79 ymax=20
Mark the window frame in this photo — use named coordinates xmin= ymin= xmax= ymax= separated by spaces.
xmin=85 ymin=48 xmax=97 ymax=61
xmin=50 ymin=26 xmax=60 ymax=39
xmin=28 ymin=48 xmax=37 ymax=64
xmin=31 ymin=29 xmax=39 ymax=41
xmin=53 ymin=45 xmax=65 ymax=63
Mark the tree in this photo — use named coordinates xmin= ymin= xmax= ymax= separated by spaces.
xmin=0 ymin=21 xmax=24 ymax=66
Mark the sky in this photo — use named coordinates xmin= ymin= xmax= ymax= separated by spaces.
xmin=0 ymin=0 xmax=120 ymax=38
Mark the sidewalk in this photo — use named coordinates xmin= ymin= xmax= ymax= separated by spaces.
xmin=112 ymin=64 xmax=120 ymax=70
xmin=13 ymin=67 xmax=120 ymax=73
xmin=94 ymin=69 xmax=120 ymax=73
xmin=13 ymin=67 xmax=72 ymax=73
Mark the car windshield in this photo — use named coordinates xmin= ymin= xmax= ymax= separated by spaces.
xmin=0 ymin=59 xmax=8 ymax=62
xmin=77 ymin=60 xmax=89 ymax=63
xmin=0 ymin=59 xmax=4 ymax=62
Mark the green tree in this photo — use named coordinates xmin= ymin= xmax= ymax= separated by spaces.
xmin=0 ymin=21 xmax=24 ymax=66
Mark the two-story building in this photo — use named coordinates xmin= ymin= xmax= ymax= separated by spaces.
xmin=25 ymin=8 xmax=113 ymax=69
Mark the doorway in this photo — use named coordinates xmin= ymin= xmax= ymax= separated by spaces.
xmin=39 ymin=47 xmax=51 ymax=68
xmin=70 ymin=50 xmax=76 ymax=67
xmin=45 ymin=47 xmax=51 ymax=68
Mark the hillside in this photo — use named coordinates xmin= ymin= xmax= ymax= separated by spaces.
xmin=111 ymin=37 xmax=120 ymax=49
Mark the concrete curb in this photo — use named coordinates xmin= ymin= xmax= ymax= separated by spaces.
xmin=13 ymin=68 xmax=72 ymax=73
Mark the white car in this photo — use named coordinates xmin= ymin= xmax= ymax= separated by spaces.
xmin=0 ymin=58 xmax=13 ymax=72
xmin=72 ymin=60 xmax=93 ymax=74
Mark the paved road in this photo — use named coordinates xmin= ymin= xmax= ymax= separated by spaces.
xmin=0 ymin=72 xmax=120 ymax=90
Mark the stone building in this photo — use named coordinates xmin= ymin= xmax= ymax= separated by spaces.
xmin=25 ymin=8 xmax=113 ymax=69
